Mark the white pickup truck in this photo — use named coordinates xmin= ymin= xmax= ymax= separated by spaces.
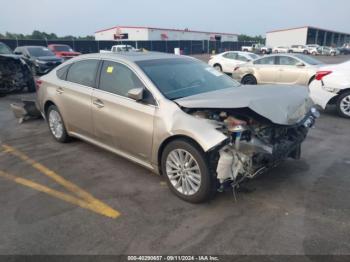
xmin=100 ymin=45 xmax=138 ymax=53
xmin=241 ymin=44 xmax=272 ymax=54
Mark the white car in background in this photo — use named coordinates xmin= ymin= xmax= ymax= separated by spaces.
xmin=208 ymin=51 xmax=259 ymax=73
xmin=273 ymin=46 xmax=292 ymax=53
xmin=309 ymin=60 xmax=350 ymax=118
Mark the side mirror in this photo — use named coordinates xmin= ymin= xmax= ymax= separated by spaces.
xmin=296 ymin=62 xmax=305 ymax=67
xmin=128 ymin=88 xmax=144 ymax=101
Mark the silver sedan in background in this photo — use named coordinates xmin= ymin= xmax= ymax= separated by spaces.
xmin=232 ymin=54 xmax=323 ymax=85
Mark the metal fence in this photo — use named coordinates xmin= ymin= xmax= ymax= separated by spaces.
xmin=1 ymin=39 xmax=257 ymax=55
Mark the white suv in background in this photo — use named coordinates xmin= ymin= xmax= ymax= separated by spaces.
xmin=309 ymin=60 xmax=350 ymax=118
xmin=208 ymin=51 xmax=259 ymax=73
xmin=290 ymin=45 xmax=309 ymax=54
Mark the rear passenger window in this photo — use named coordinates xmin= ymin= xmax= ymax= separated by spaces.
xmin=237 ymin=54 xmax=249 ymax=62
xmin=56 ymin=64 xmax=71 ymax=80
xmin=254 ymin=56 xmax=275 ymax=65
xmin=278 ymin=56 xmax=298 ymax=66
xmin=66 ymin=60 xmax=99 ymax=87
xmin=223 ymin=52 xmax=237 ymax=59
xmin=99 ymin=61 xmax=145 ymax=97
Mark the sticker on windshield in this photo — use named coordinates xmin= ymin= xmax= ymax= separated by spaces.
xmin=206 ymin=67 xmax=223 ymax=77
xmin=106 ymin=66 xmax=114 ymax=73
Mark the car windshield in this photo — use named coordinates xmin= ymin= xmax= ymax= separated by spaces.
xmin=53 ymin=45 xmax=73 ymax=52
xmin=27 ymin=47 xmax=55 ymax=57
xmin=293 ymin=54 xmax=322 ymax=65
xmin=0 ymin=43 xmax=13 ymax=54
xmin=137 ymin=58 xmax=240 ymax=100
xmin=248 ymin=54 xmax=259 ymax=60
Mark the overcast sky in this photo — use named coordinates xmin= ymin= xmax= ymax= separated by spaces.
xmin=1 ymin=0 xmax=349 ymax=36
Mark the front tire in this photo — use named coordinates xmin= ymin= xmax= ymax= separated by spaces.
xmin=161 ymin=139 xmax=216 ymax=203
xmin=47 ymin=105 xmax=71 ymax=143
xmin=336 ymin=92 xmax=350 ymax=118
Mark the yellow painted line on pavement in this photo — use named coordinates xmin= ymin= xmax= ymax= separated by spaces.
xmin=0 ymin=170 xmax=119 ymax=218
xmin=1 ymin=144 xmax=120 ymax=219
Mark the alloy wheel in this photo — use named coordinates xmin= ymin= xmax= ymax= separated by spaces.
xmin=340 ymin=95 xmax=350 ymax=116
xmin=165 ymin=149 xmax=201 ymax=196
xmin=49 ymin=110 xmax=64 ymax=139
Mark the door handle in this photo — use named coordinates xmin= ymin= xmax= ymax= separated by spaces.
xmin=56 ymin=87 xmax=64 ymax=94
xmin=93 ymin=99 xmax=104 ymax=108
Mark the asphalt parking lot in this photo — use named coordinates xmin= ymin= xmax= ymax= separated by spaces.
xmin=0 ymin=55 xmax=350 ymax=256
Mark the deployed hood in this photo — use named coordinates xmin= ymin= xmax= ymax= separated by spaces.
xmin=175 ymin=85 xmax=313 ymax=125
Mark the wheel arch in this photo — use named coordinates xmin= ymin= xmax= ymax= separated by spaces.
xmin=157 ymin=135 xmax=205 ymax=175
xmin=213 ymin=63 xmax=222 ymax=69
xmin=328 ymin=88 xmax=350 ymax=105
xmin=44 ymin=100 xmax=56 ymax=117
xmin=308 ymin=75 xmax=316 ymax=85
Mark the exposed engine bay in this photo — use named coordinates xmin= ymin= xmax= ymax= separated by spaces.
xmin=186 ymin=107 xmax=319 ymax=189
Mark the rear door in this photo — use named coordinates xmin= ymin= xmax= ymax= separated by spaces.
xmin=221 ymin=52 xmax=238 ymax=73
xmin=92 ymin=60 xmax=155 ymax=163
xmin=55 ymin=59 xmax=100 ymax=138
xmin=275 ymin=56 xmax=308 ymax=85
xmin=253 ymin=56 xmax=279 ymax=83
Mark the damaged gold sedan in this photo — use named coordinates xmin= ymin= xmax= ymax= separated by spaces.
xmin=36 ymin=52 xmax=319 ymax=203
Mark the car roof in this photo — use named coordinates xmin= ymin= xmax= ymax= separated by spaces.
xmin=74 ymin=51 xmax=190 ymax=62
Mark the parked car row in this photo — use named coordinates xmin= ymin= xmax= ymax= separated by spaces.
xmin=272 ymin=44 xmax=341 ymax=56
xmin=209 ymin=50 xmax=350 ymax=119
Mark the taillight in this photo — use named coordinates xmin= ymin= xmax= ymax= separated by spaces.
xmin=315 ymin=70 xmax=332 ymax=81
xmin=35 ymin=79 xmax=43 ymax=91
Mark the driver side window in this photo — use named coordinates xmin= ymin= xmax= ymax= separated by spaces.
xmin=99 ymin=60 xmax=156 ymax=105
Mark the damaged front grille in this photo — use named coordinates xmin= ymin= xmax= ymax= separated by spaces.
xmin=188 ymin=108 xmax=318 ymax=187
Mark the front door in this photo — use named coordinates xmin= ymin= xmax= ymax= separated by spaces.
xmin=92 ymin=60 xmax=155 ymax=163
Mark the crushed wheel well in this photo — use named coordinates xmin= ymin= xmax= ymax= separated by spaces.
xmin=157 ymin=135 xmax=205 ymax=175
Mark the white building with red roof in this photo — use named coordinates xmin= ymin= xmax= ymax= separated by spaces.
xmin=95 ymin=26 xmax=238 ymax=42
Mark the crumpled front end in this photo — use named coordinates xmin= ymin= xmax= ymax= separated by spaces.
xmin=186 ymin=107 xmax=319 ymax=187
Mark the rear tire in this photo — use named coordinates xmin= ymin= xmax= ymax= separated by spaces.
xmin=47 ymin=105 xmax=71 ymax=143
xmin=213 ymin=64 xmax=222 ymax=72
xmin=161 ymin=139 xmax=216 ymax=203
xmin=336 ymin=91 xmax=350 ymax=118
xmin=241 ymin=75 xmax=257 ymax=85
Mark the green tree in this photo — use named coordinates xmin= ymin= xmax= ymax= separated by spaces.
xmin=238 ymin=34 xmax=266 ymax=44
